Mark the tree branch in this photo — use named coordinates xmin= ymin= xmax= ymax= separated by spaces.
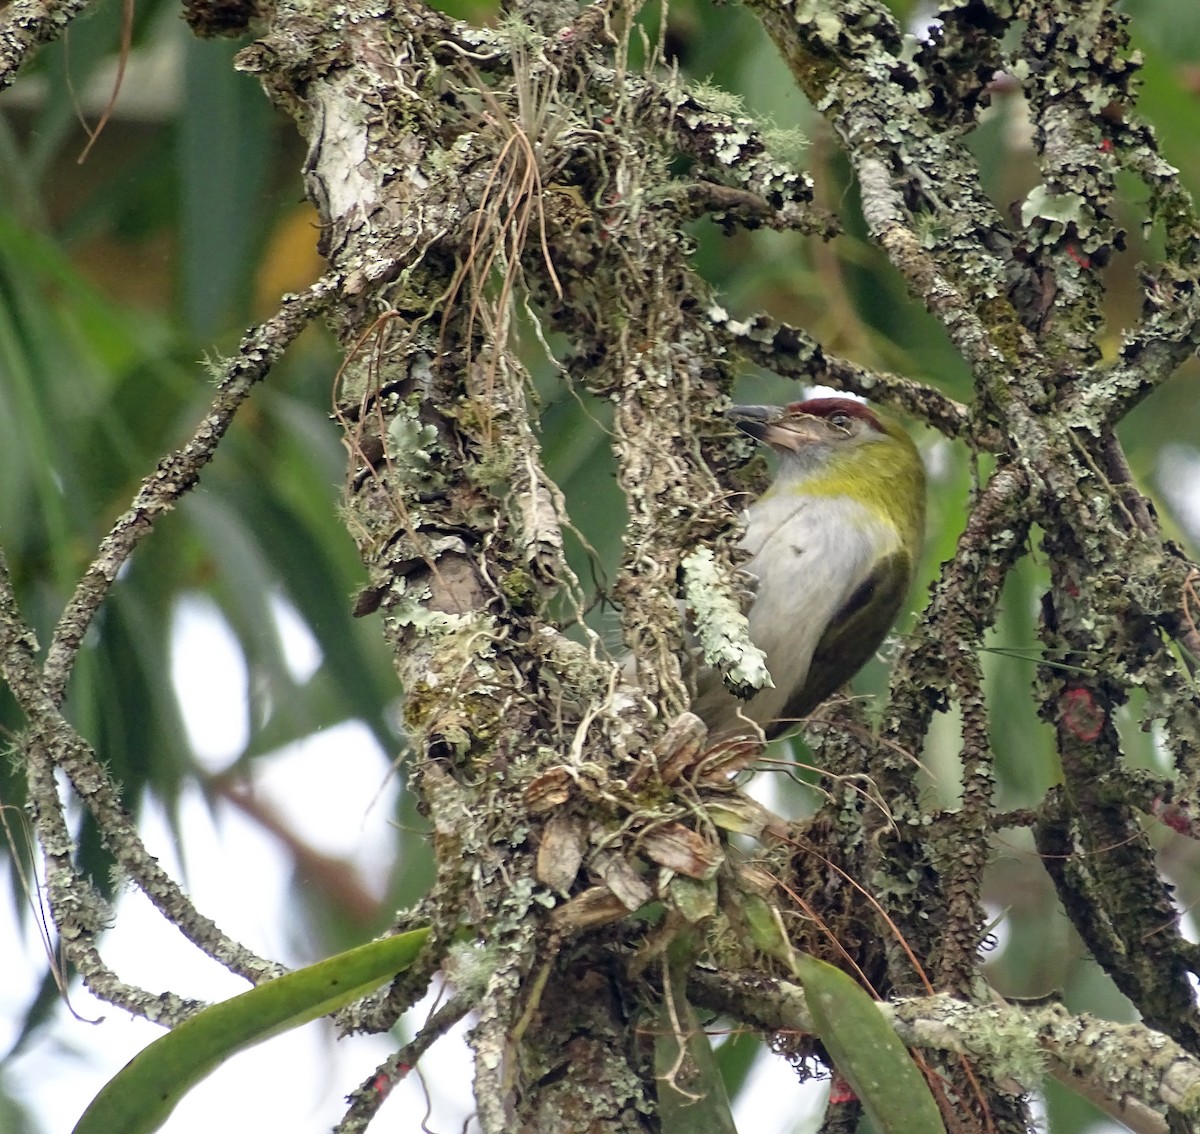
xmin=43 ymin=277 xmax=337 ymax=702
xmin=0 ymin=553 xmax=285 ymax=990
xmin=690 ymin=968 xmax=1200 ymax=1130
xmin=706 ymin=305 xmax=981 ymax=442
xmin=0 ymin=0 xmax=97 ymax=93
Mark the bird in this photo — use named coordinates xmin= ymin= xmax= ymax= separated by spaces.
xmin=691 ymin=397 xmax=926 ymax=741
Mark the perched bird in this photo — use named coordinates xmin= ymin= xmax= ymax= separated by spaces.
xmin=692 ymin=398 xmax=926 ymax=741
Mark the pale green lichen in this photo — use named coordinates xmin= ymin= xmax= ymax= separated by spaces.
xmin=959 ymin=1006 xmax=1047 ymax=1087
xmin=1020 ymin=184 xmax=1096 ymax=232
xmin=687 ymin=79 xmax=746 ymax=119
xmin=680 ymin=546 xmax=772 ymax=694
xmin=386 ymin=412 xmax=442 ymax=481
xmin=762 ymin=125 xmax=809 ymax=166
xmin=387 ymin=579 xmax=475 ymax=633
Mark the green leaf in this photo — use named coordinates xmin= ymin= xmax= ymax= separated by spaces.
xmin=72 ymin=927 xmax=431 ymax=1134
xmin=792 ymin=952 xmax=945 ymax=1134
xmin=710 ymin=1029 xmax=760 ymax=1106
xmin=655 ymin=953 xmax=738 ymax=1134
xmin=733 ymin=890 xmax=795 ymax=970
xmin=179 ymin=38 xmax=275 ymax=340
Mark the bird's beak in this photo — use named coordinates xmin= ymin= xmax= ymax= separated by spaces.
xmin=726 ymin=405 xmax=823 ymax=451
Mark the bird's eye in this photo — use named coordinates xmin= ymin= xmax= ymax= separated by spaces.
xmin=829 ymin=413 xmax=852 ymax=431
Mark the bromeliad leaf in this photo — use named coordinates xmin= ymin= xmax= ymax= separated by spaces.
xmin=72 ymin=927 xmax=430 ymax=1134
xmin=655 ymin=950 xmax=738 ymax=1134
xmin=793 ymin=951 xmax=945 ymax=1133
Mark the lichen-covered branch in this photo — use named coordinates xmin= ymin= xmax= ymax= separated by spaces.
xmin=0 ymin=553 xmax=285 ymax=994
xmin=22 ymin=734 xmax=205 ymax=1027
xmin=707 ymin=305 xmax=979 ymax=440
xmin=1016 ymin=3 xmax=1130 ymax=364
xmin=0 ymin=0 xmax=97 ymax=92
xmin=44 ymin=278 xmax=336 ymax=702
xmin=690 ymin=969 xmax=1200 ymax=1131
xmin=234 ymin=4 xmax=771 ymax=1128
xmin=336 ymin=993 xmax=472 ymax=1133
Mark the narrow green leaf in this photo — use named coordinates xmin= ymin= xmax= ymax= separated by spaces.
xmin=710 ymin=1028 xmax=760 ymax=1105
xmin=792 ymin=952 xmax=945 ymax=1134
xmin=734 ymin=891 xmax=795 ymax=970
xmin=179 ymin=38 xmax=274 ymax=339
xmin=655 ymin=954 xmax=738 ymax=1134
xmin=72 ymin=927 xmax=431 ymax=1134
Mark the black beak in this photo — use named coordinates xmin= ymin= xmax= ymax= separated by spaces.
xmin=725 ymin=404 xmax=781 ymax=440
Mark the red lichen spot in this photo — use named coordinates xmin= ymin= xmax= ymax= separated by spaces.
xmin=1061 ymin=687 xmax=1104 ymax=742
xmin=371 ymin=1065 xmax=409 ymax=1099
xmin=1151 ymin=797 xmax=1195 ymax=837
xmin=1065 ymin=244 xmax=1092 ymax=270
xmin=829 ymin=1076 xmax=857 ymax=1105
xmin=1098 ymin=138 xmax=1114 ymax=153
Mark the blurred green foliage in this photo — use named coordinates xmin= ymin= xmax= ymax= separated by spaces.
xmin=2 ymin=0 xmax=1199 ymax=1130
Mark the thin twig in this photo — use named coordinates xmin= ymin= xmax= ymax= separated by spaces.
xmin=1 ymin=552 xmax=208 ymax=1024
xmin=24 ymin=735 xmax=207 ymax=1025
xmin=0 ymin=554 xmax=285 ymax=987
xmin=336 ymin=993 xmax=472 ymax=1134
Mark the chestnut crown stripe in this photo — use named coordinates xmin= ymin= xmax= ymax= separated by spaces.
xmin=786 ymin=398 xmax=883 ymax=430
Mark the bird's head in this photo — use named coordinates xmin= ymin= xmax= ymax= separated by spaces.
xmin=727 ymin=397 xmax=901 ymax=459
xmin=726 ymin=397 xmax=925 ymax=541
